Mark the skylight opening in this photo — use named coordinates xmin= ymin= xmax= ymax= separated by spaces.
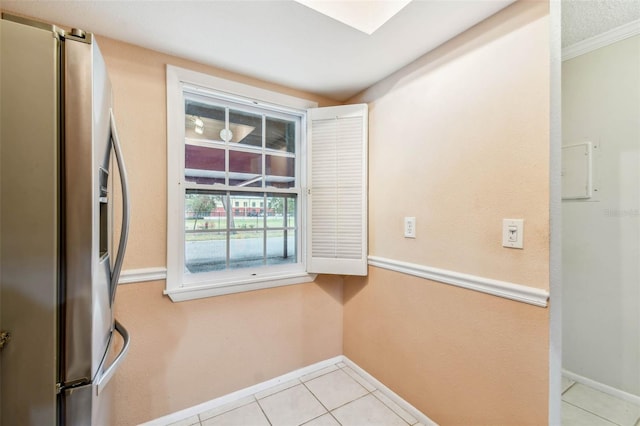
xmin=294 ymin=0 xmax=412 ymax=35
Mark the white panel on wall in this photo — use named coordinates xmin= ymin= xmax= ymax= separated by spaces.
xmin=562 ymin=142 xmax=592 ymax=199
xmin=562 ymin=34 xmax=640 ymax=398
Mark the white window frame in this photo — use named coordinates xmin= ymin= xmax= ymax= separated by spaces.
xmin=166 ymin=65 xmax=318 ymax=302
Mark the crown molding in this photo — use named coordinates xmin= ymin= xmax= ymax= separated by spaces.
xmin=563 ymin=19 xmax=640 ymax=61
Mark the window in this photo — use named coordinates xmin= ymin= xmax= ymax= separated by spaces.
xmin=182 ymin=94 xmax=300 ymax=274
xmin=166 ymin=65 xmax=367 ymax=302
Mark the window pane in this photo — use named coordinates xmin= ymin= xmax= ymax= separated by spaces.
xmin=185 ymin=192 xmax=225 ymax=224
xmin=266 ymin=230 xmax=296 ymax=265
xmin=229 ymin=109 xmax=262 ymax=148
xmin=286 ymin=196 xmax=297 ymax=228
xmin=230 ymin=192 xmax=265 ymax=226
xmin=185 ymin=145 xmax=225 ymax=185
xmin=185 ymin=231 xmax=226 ymax=273
xmin=185 ymin=191 xmax=227 ymax=273
xmin=229 ymin=150 xmax=262 ymax=187
xmin=266 ymin=117 xmax=295 ymax=153
xmin=229 ymin=230 xmax=264 ymax=269
xmin=266 ymin=155 xmax=295 ymax=188
xmin=185 ymin=100 xmax=226 ymax=142
xmin=266 ymin=195 xmax=285 ymax=227
xmin=266 ymin=194 xmax=296 ymax=228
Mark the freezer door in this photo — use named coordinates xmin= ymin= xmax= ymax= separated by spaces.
xmin=62 ymin=34 xmax=114 ymax=385
xmin=61 ymin=321 xmax=130 ymax=426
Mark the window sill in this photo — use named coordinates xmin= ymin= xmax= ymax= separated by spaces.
xmin=164 ymin=271 xmax=317 ymax=302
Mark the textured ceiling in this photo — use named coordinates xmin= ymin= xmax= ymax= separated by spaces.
xmin=562 ymin=0 xmax=640 ymax=47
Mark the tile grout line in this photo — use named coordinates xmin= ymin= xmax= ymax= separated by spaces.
xmin=304 ymin=364 xmax=374 ymax=413
xmin=298 ymin=380 xmax=341 ymax=425
xmin=301 ymin=378 xmax=333 ymax=413
xmin=562 ymin=381 xmax=577 ymax=395
xmin=197 ymin=397 xmax=255 ymax=423
xmin=370 ymin=390 xmax=416 ymax=426
xmin=300 ymin=366 xmax=340 ymax=384
xmin=562 ymin=400 xmax=622 ymax=426
xmin=326 ymin=411 xmax=343 ymax=426
xmin=254 ymin=396 xmax=274 ymax=426
xmin=254 ymin=378 xmax=303 ymax=401
xmin=298 ymin=363 xmax=377 ymax=426
xmin=337 ymin=363 xmax=414 ymax=426
xmin=190 ymin=361 xmax=422 ymax=426
xmin=333 ymin=389 xmax=375 ymax=412
xmin=298 ymin=409 xmax=343 ymax=426
xmin=304 ymin=364 xmax=370 ymax=400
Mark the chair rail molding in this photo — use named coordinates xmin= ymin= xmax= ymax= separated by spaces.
xmin=368 ymin=256 xmax=549 ymax=307
xmin=119 ymin=267 xmax=168 ymax=284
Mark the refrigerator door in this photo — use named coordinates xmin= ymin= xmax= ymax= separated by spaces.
xmin=62 ymin=32 xmax=113 ymax=386
xmin=0 ymin=16 xmax=61 ymax=426
xmin=62 ymin=32 xmax=131 ymax=425
xmin=63 ymin=320 xmax=130 ymax=426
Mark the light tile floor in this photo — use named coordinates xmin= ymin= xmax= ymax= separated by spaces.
xmin=562 ymin=377 xmax=640 ymax=426
xmin=168 ymin=362 xmax=426 ymax=426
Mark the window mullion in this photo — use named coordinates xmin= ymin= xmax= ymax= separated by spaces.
xmin=284 ymin=195 xmax=289 ymax=260
xmin=224 ymin=107 xmax=230 ymax=187
xmin=224 ymin=107 xmax=231 ymax=269
xmin=225 ymin=191 xmax=230 ymax=269
xmin=262 ymin=114 xmax=267 ymax=266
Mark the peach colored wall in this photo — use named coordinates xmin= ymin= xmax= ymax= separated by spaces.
xmin=114 ymin=277 xmax=343 ymax=425
xmin=344 ymin=267 xmax=549 ymax=425
xmin=350 ymin=1 xmax=550 ymax=290
xmin=95 ymin=37 xmax=344 ymax=425
xmin=344 ymin=2 xmax=551 ymax=424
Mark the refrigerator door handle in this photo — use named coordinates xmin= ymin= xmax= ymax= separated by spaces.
xmin=95 ymin=319 xmax=130 ymax=395
xmin=109 ymin=108 xmax=130 ymax=306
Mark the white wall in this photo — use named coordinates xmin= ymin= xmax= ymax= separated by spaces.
xmin=562 ymin=34 xmax=640 ymax=396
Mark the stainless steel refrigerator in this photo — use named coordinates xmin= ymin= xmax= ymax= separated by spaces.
xmin=0 ymin=14 xmax=131 ymax=425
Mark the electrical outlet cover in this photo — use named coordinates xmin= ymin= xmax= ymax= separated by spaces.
xmin=404 ymin=217 xmax=416 ymax=238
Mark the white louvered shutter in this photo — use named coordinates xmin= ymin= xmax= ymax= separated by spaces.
xmin=307 ymin=104 xmax=368 ymax=275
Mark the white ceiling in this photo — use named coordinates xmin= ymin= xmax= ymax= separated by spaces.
xmin=562 ymin=0 xmax=640 ymax=48
xmin=1 ymin=0 xmax=514 ymax=101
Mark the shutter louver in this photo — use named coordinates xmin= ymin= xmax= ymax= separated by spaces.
xmin=307 ymin=104 xmax=367 ymax=275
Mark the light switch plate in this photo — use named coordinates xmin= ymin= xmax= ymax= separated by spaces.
xmin=502 ymin=219 xmax=523 ymax=249
xmin=404 ymin=217 xmax=416 ymax=238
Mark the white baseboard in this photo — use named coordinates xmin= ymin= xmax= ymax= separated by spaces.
xmin=563 ymin=369 xmax=640 ymax=406
xmin=141 ymin=355 xmax=438 ymax=426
